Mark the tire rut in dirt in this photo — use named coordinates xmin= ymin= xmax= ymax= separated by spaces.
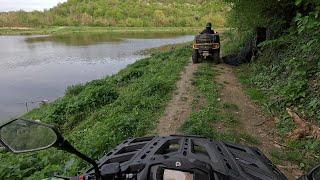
xmin=155 ymin=60 xmax=198 ymax=136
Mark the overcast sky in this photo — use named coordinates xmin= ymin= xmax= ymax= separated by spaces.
xmin=0 ymin=0 xmax=68 ymax=12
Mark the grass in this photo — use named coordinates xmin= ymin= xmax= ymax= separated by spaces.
xmin=0 ymin=26 xmax=204 ymax=35
xmin=0 ymin=43 xmax=192 ymax=179
xmin=236 ymin=67 xmax=268 ymax=106
xmin=181 ymin=62 xmax=260 ymax=145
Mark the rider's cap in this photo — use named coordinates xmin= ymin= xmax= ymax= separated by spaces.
xmin=206 ymin=22 xmax=212 ymax=28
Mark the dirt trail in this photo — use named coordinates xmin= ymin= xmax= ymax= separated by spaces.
xmin=214 ymin=64 xmax=301 ymax=179
xmin=155 ymin=59 xmax=302 ymax=178
xmin=156 ymin=60 xmax=198 ymax=135
xmin=215 ymin=64 xmax=273 ymax=146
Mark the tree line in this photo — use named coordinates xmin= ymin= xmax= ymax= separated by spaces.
xmin=0 ymin=0 xmax=227 ymax=27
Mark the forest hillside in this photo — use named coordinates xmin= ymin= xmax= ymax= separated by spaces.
xmin=0 ymin=0 xmax=228 ymax=27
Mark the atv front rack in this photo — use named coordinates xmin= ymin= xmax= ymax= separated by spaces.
xmin=87 ymin=135 xmax=286 ymax=180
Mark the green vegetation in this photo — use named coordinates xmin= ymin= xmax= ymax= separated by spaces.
xmin=182 ymin=63 xmax=260 ymax=146
xmin=0 ymin=0 xmax=228 ymax=28
xmin=0 ymin=44 xmax=191 ymax=179
xmin=222 ymin=0 xmax=320 ymax=170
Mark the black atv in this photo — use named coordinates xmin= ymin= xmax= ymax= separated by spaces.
xmin=1 ymin=118 xmax=320 ymax=180
xmin=192 ymin=33 xmax=221 ymax=64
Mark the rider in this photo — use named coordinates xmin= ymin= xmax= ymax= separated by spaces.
xmin=201 ymin=22 xmax=215 ymax=34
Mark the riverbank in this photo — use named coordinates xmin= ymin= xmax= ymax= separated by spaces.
xmin=0 ymin=26 xmax=203 ymax=35
xmin=0 ymin=43 xmax=192 ymax=179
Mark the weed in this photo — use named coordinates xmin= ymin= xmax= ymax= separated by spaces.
xmin=223 ymin=103 xmax=239 ymax=110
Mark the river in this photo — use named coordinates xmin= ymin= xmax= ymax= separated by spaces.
xmin=0 ymin=32 xmax=193 ymax=122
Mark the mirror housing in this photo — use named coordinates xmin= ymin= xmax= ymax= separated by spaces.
xmin=0 ymin=119 xmax=101 ymax=178
xmin=0 ymin=119 xmax=58 ymax=153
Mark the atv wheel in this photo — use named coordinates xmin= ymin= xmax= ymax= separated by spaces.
xmin=192 ymin=50 xmax=199 ymax=64
xmin=213 ymin=49 xmax=221 ymax=64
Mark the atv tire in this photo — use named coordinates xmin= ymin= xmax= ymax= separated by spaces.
xmin=192 ymin=50 xmax=199 ymax=64
xmin=213 ymin=49 xmax=221 ymax=64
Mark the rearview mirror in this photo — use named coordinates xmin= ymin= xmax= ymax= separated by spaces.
xmin=0 ymin=119 xmax=58 ymax=153
xmin=0 ymin=119 xmax=102 ymax=178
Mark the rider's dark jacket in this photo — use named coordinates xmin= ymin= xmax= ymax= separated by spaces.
xmin=201 ymin=27 xmax=215 ymax=34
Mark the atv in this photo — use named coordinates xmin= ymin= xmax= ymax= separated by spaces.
xmin=1 ymin=118 xmax=320 ymax=180
xmin=192 ymin=33 xmax=221 ymax=64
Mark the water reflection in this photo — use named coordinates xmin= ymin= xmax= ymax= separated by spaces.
xmin=25 ymin=32 xmax=191 ymax=46
xmin=0 ymin=33 xmax=193 ymax=122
